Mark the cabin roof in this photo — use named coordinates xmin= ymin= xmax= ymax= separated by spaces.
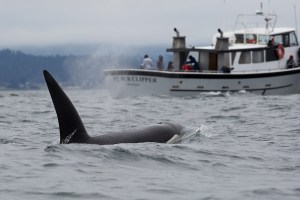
xmin=233 ymin=27 xmax=296 ymax=35
xmin=166 ymin=44 xmax=267 ymax=53
xmin=190 ymin=44 xmax=267 ymax=51
xmin=197 ymin=44 xmax=266 ymax=51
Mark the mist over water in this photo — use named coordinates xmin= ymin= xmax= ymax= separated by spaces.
xmin=59 ymin=44 xmax=171 ymax=88
xmin=0 ymin=89 xmax=300 ymax=200
xmin=62 ymin=48 xmax=173 ymax=89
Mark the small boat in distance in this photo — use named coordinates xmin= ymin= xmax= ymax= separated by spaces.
xmin=104 ymin=6 xmax=300 ymax=98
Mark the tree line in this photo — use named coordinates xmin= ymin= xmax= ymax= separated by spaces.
xmin=0 ymin=49 xmax=143 ymax=89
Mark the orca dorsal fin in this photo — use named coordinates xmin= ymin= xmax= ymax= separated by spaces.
xmin=43 ymin=70 xmax=89 ymax=144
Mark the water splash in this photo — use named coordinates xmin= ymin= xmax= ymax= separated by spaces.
xmin=178 ymin=124 xmax=214 ymax=144
xmin=61 ymin=129 xmax=77 ymax=144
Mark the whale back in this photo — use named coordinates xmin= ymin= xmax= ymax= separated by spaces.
xmin=87 ymin=122 xmax=183 ymax=145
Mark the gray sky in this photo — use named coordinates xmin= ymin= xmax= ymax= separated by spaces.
xmin=0 ymin=0 xmax=299 ymax=48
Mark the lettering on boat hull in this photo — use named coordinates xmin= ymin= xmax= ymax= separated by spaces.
xmin=113 ymin=76 xmax=157 ymax=86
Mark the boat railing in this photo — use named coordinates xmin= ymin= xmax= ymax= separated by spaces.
xmin=106 ymin=66 xmax=298 ymax=74
xmin=234 ymin=67 xmax=298 ymax=73
xmin=234 ymin=13 xmax=277 ymax=33
xmin=168 ymin=67 xmax=297 ymax=74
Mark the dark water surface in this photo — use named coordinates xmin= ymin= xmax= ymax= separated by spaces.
xmin=0 ymin=89 xmax=299 ymax=200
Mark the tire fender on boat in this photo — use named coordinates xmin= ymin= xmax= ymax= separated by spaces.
xmin=276 ymin=44 xmax=285 ymax=59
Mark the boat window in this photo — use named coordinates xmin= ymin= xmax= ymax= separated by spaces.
xmin=258 ymin=35 xmax=269 ymax=45
xmin=235 ymin=34 xmax=244 ymax=43
xmin=246 ymin=34 xmax=257 ymax=44
xmin=266 ymin=48 xmax=278 ymax=62
xmin=239 ymin=51 xmax=251 ymax=64
xmin=283 ymin=34 xmax=289 ymax=47
xmin=273 ymin=35 xmax=283 ymax=45
xmin=252 ymin=50 xmax=264 ymax=63
xmin=290 ymin=32 xmax=298 ymax=46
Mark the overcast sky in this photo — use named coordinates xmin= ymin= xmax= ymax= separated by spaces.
xmin=0 ymin=0 xmax=299 ymax=48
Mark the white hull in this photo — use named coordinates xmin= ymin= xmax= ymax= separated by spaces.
xmin=104 ymin=68 xmax=300 ymax=98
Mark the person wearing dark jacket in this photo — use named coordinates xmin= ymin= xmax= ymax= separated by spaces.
xmin=186 ymin=55 xmax=200 ymax=70
xmin=286 ymin=55 xmax=296 ymax=68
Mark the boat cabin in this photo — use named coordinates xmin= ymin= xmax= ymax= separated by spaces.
xmin=167 ymin=13 xmax=300 ymax=73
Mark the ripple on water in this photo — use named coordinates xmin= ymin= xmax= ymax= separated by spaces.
xmin=0 ymin=138 xmax=14 ymax=144
xmin=9 ymin=93 xmax=19 ymax=97
xmin=42 ymin=162 xmax=60 ymax=168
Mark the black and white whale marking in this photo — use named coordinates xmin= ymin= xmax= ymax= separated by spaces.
xmin=43 ymin=70 xmax=184 ymax=145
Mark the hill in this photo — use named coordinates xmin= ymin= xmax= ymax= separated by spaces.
xmin=0 ymin=48 xmax=170 ymax=89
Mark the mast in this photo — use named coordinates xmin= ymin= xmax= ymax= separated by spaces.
xmin=294 ymin=4 xmax=299 ymax=39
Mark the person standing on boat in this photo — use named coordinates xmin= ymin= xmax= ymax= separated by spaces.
xmin=167 ymin=61 xmax=174 ymax=71
xmin=286 ymin=55 xmax=296 ymax=69
xmin=186 ymin=55 xmax=200 ymax=70
xmin=140 ymin=54 xmax=153 ymax=69
xmin=156 ymin=55 xmax=164 ymax=70
xmin=268 ymin=37 xmax=274 ymax=47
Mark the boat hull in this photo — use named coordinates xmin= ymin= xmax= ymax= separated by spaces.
xmin=104 ymin=69 xmax=300 ymax=98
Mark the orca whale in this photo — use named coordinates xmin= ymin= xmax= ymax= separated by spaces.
xmin=43 ymin=70 xmax=184 ymax=145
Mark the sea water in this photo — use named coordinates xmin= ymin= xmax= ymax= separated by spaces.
xmin=0 ymin=89 xmax=299 ymax=200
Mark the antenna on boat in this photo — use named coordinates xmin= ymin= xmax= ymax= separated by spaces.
xmin=294 ymin=4 xmax=299 ymax=39
xmin=256 ymin=2 xmax=263 ymax=15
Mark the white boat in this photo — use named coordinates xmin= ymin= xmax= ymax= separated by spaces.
xmin=104 ymin=7 xmax=300 ymax=98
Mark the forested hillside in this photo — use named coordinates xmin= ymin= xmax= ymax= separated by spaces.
xmin=0 ymin=49 xmax=147 ymax=89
